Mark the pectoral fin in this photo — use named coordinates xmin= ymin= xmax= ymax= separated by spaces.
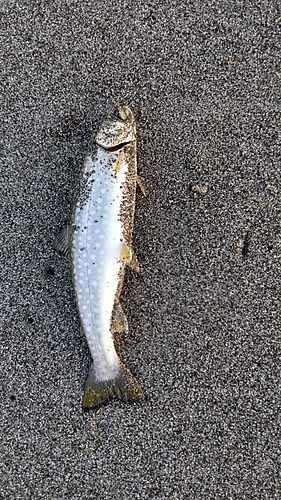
xmin=137 ymin=176 xmax=146 ymax=196
xmin=54 ymin=225 xmax=71 ymax=261
xmin=114 ymin=151 xmax=124 ymax=176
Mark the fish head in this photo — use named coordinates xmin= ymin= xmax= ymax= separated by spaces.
xmin=95 ymin=105 xmax=136 ymax=152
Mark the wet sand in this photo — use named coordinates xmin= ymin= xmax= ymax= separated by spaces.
xmin=1 ymin=1 xmax=280 ymax=498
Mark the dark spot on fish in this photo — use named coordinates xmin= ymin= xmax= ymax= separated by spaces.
xmin=27 ymin=317 xmax=34 ymax=324
xmin=9 ymin=395 xmax=16 ymax=402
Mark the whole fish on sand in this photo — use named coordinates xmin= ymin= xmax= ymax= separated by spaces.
xmin=55 ymin=105 xmax=144 ymax=407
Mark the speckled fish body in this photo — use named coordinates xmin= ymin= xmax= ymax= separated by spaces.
xmin=71 ymin=106 xmax=142 ymax=407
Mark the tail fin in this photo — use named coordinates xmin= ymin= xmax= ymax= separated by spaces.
xmin=82 ymin=363 xmax=143 ymax=408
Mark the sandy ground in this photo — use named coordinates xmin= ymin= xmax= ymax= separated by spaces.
xmin=1 ymin=1 xmax=280 ymax=498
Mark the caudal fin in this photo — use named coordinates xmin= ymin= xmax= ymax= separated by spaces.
xmin=82 ymin=363 xmax=143 ymax=408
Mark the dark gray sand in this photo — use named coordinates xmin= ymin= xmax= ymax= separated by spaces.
xmin=1 ymin=1 xmax=280 ymax=498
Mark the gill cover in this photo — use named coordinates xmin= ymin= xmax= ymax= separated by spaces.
xmin=95 ymin=105 xmax=136 ymax=150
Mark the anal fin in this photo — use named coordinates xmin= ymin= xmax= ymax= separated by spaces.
xmin=112 ymin=303 xmax=128 ymax=333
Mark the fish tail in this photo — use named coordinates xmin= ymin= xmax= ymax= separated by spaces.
xmin=82 ymin=363 xmax=143 ymax=408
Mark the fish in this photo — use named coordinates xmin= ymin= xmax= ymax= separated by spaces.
xmin=55 ymin=105 xmax=144 ymax=407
